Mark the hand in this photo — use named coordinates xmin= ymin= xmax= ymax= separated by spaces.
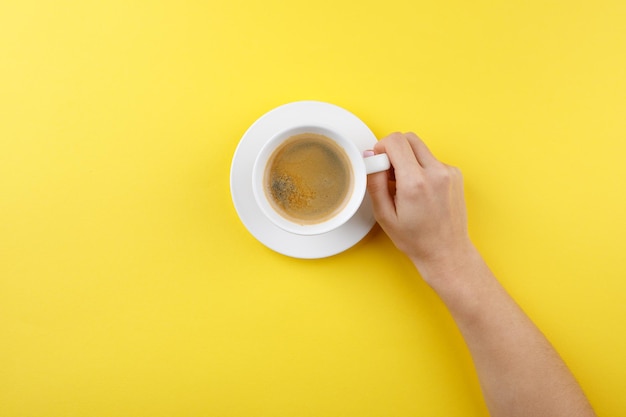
xmin=366 ymin=132 xmax=474 ymax=279
xmin=367 ymin=133 xmax=597 ymax=417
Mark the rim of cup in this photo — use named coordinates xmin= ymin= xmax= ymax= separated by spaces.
xmin=252 ymin=126 xmax=367 ymax=236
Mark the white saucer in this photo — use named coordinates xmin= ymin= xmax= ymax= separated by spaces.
xmin=230 ymin=101 xmax=379 ymax=259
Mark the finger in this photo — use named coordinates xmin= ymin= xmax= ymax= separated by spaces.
xmin=387 ymin=164 xmax=396 ymax=182
xmin=375 ymin=132 xmax=423 ymax=176
xmin=404 ymin=132 xmax=438 ymax=167
xmin=442 ymin=162 xmax=460 ymax=172
xmin=366 ymin=165 xmax=397 ymax=223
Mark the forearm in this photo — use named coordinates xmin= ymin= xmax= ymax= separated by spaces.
xmin=366 ymin=133 xmax=595 ymax=416
xmin=414 ymin=246 xmax=596 ymax=417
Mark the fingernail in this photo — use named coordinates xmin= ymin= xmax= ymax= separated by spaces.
xmin=363 ymin=150 xmax=375 ymax=157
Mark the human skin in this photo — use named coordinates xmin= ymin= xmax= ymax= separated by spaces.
xmin=366 ymin=132 xmax=596 ymax=417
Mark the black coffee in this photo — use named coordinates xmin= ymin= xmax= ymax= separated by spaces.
xmin=265 ymin=133 xmax=353 ymax=224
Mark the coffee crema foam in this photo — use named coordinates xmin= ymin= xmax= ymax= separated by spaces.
xmin=264 ymin=133 xmax=353 ymax=224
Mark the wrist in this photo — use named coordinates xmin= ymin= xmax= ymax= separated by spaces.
xmin=411 ymin=242 xmax=503 ymax=323
xmin=410 ymin=240 xmax=482 ymax=292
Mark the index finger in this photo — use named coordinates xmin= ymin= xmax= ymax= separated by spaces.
xmin=405 ymin=132 xmax=438 ymax=167
xmin=374 ymin=132 xmax=423 ymax=179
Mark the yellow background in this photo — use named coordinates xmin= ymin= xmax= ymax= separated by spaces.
xmin=1 ymin=0 xmax=625 ymax=415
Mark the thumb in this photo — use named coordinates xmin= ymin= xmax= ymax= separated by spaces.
xmin=365 ymin=150 xmax=395 ymax=221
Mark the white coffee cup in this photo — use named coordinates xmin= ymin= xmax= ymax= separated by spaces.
xmin=252 ymin=125 xmax=390 ymax=235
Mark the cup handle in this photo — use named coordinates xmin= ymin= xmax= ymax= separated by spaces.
xmin=364 ymin=152 xmax=391 ymax=174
